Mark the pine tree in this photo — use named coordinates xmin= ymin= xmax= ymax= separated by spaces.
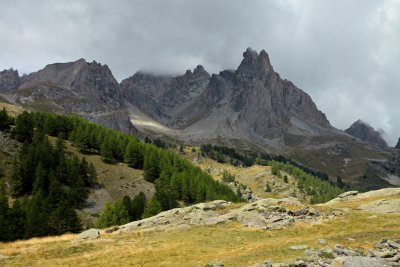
xmin=96 ymin=200 xmax=130 ymax=228
xmin=25 ymin=193 xmax=48 ymax=237
xmin=143 ymin=151 xmax=160 ymax=182
xmin=0 ymin=108 xmax=12 ymax=131
xmin=124 ymin=141 xmax=144 ymax=169
xmin=141 ymin=197 xmax=162 ymax=219
xmin=13 ymin=111 xmax=34 ymax=142
xmin=100 ymin=137 xmax=114 ymax=163
xmin=86 ymin=162 xmax=97 ymax=186
xmin=32 ymin=163 xmax=49 ymax=196
xmin=131 ymin=192 xmax=146 ymax=220
xmin=8 ymin=198 xmax=27 ymax=240
xmin=48 ymin=200 xmax=81 ymax=235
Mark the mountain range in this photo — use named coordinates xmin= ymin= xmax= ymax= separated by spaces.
xmin=0 ymin=48 xmax=399 ymax=190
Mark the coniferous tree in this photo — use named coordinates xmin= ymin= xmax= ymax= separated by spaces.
xmin=32 ymin=163 xmax=49 ymax=196
xmin=96 ymin=200 xmax=130 ymax=228
xmin=124 ymin=141 xmax=144 ymax=169
xmin=48 ymin=200 xmax=81 ymax=235
xmin=143 ymin=151 xmax=160 ymax=182
xmin=100 ymin=137 xmax=114 ymax=163
xmin=86 ymin=162 xmax=97 ymax=187
xmin=25 ymin=193 xmax=48 ymax=238
xmin=8 ymin=198 xmax=27 ymax=240
xmin=0 ymin=108 xmax=12 ymax=131
xmin=13 ymin=111 xmax=34 ymax=142
xmin=130 ymin=192 xmax=146 ymax=220
xmin=141 ymin=197 xmax=162 ymax=219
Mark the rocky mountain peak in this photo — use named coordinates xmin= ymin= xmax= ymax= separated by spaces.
xmin=345 ymin=119 xmax=387 ymax=147
xmin=183 ymin=65 xmax=209 ymax=79
xmin=236 ymin=47 xmax=273 ymax=80
xmin=0 ymin=68 xmax=20 ymax=91
xmin=193 ymin=64 xmax=209 ymax=76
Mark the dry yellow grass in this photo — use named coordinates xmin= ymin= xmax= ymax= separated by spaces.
xmin=0 ymin=102 xmax=24 ymax=117
xmin=1 ymin=193 xmax=399 ymax=267
xmin=192 ymin=154 xmax=299 ymax=199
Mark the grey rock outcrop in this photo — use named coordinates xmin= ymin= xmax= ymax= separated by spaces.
xmin=333 ymin=256 xmax=390 ymax=267
xmin=250 ymin=239 xmax=399 ymax=267
xmin=345 ymin=119 xmax=387 ymax=147
xmin=118 ymin=198 xmax=324 ymax=233
xmin=0 ymin=68 xmax=20 ymax=92
xmin=76 ymin=228 xmax=100 ymax=240
xmin=338 ymin=191 xmax=359 ymax=199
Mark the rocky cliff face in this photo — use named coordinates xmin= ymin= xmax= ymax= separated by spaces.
xmin=345 ymin=119 xmax=387 ymax=147
xmin=0 ymin=59 xmax=133 ymax=133
xmin=0 ymin=69 xmax=20 ymax=92
xmin=121 ymin=64 xmax=210 ymax=127
xmin=229 ymin=48 xmax=330 ymax=138
xmin=122 ymin=48 xmax=332 ymax=143
xmin=17 ymin=59 xmax=122 ymax=110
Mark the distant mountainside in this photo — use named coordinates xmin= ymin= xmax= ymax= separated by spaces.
xmin=0 ymin=60 xmax=133 ymax=134
xmin=345 ymin=119 xmax=387 ymax=147
xmin=0 ymin=48 xmax=399 ymax=190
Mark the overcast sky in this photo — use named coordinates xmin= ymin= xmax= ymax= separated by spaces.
xmin=1 ymin=0 xmax=399 ymax=145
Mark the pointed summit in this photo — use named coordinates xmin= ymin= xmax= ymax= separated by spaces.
xmin=345 ymin=120 xmax=387 ymax=147
xmin=193 ymin=65 xmax=209 ymax=77
xmin=237 ymin=48 xmax=273 ymax=80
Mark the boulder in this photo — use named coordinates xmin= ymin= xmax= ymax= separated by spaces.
xmin=338 ymin=191 xmax=359 ymax=198
xmin=332 ymin=256 xmax=390 ymax=267
xmin=76 ymin=228 xmax=100 ymax=240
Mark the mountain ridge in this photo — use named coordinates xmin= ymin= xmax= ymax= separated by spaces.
xmin=0 ymin=48 xmax=398 ymax=189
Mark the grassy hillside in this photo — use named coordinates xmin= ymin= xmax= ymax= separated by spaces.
xmin=181 ymin=146 xmax=343 ymax=204
xmin=0 ymin=189 xmax=399 ymax=266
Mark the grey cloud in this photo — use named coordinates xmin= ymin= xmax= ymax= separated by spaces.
xmin=0 ymin=0 xmax=399 ymax=144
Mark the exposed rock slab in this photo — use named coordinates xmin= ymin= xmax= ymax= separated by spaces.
xmin=76 ymin=228 xmax=100 ymax=240
xmin=119 ymin=198 xmax=326 ymax=234
xmin=360 ymin=199 xmax=400 ymax=214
